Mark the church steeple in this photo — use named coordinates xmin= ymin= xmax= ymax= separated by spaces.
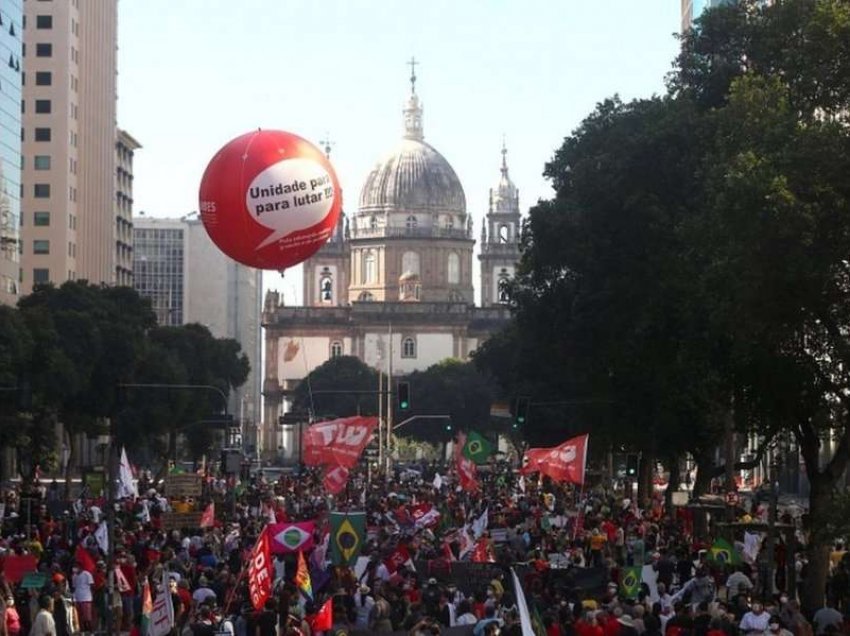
xmin=403 ymin=57 xmax=424 ymax=141
xmin=478 ymin=139 xmax=522 ymax=307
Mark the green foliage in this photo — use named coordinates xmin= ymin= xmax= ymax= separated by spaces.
xmin=291 ymin=355 xmax=380 ymax=419
xmin=402 ymin=359 xmax=494 ymax=444
xmin=0 ymin=282 xmax=250 ymax=471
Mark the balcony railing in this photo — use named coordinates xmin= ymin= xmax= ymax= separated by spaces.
xmin=350 ymin=226 xmax=472 ymax=240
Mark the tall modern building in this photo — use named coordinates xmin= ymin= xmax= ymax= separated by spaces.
xmin=133 ymin=216 xmax=263 ymax=453
xmin=681 ymin=0 xmax=733 ymax=31
xmin=20 ymin=0 xmax=119 ymax=293
xmin=115 ymin=129 xmax=141 ymax=287
xmin=0 ymin=1 xmax=23 ymax=305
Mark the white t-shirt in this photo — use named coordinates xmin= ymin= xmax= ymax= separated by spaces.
xmin=73 ymin=570 xmax=94 ymax=603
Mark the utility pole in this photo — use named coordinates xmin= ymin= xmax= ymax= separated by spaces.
xmin=386 ymin=323 xmax=393 ymax=479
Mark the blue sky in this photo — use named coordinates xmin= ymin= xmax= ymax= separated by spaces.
xmin=118 ymin=1 xmax=681 ymax=304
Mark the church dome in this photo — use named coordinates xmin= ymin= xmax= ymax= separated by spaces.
xmin=358 ymin=138 xmax=466 ymax=216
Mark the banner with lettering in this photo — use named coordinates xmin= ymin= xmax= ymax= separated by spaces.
xmin=521 ymin=433 xmax=589 ymax=485
xmin=248 ymin=530 xmax=273 ymax=610
xmin=302 ymin=416 xmax=379 ymax=468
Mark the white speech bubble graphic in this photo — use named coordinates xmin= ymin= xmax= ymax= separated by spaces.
xmin=247 ymin=157 xmax=335 ymax=250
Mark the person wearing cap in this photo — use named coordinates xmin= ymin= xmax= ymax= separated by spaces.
xmin=192 ymin=577 xmax=216 ymax=608
xmin=617 ymin=613 xmax=639 ymax=636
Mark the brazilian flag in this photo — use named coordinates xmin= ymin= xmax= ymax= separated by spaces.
xmin=709 ymin=538 xmax=740 ymax=565
xmin=463 ymin=430 xmax=493 ymax=464
xmin=330 ymin=511 xmax=366 ymax=566
xmin=621 ymin=566 xmax=642 ymax=599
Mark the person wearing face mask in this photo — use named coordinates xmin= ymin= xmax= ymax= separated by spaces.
xmin=739 ymin=602 xmax=770 ymax=635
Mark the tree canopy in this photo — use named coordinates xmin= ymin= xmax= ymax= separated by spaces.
xmin=473 ymin=0 xmax=850 ymax=609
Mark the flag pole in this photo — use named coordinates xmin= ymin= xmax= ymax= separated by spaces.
xmin=573 ymin=434 xmax=590 ymax=541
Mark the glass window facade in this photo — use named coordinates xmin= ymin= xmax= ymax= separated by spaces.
xmin=0 ymin=0 xmax=22 ymax=302
xmin=133 ymin=226 xmax=186 ymax=325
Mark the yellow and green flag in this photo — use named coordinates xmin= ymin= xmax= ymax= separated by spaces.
xmin=709 ymin=538 xmax=740 ymax=565
xmin=621 ymin=566 xmax=642 ymax=599
xmin=330 ymin=511 xmax=366 ymax=566
xmin=462 ymin=430 xmax=493 ymax=464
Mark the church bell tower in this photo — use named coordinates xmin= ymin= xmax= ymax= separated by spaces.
xmin=479 ymin=141 xmax=521 ymax=306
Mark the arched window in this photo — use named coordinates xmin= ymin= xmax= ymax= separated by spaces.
xmin=319 ymin=268 xmax=333 ymax=303
xmin=358 ymin=291 xmax=374 ymax=302
xmin=497 ymin=272 xmax=510 ymax=304
xmin=447 ymin=252 xmax=460 ymax=284
xmin=362 ymin=250 xmax=376 ymax=284
xmin=402 ymin=251 xmax=420 ymax=276
xmin=370 ymin=215 xmax=378 ymax=230
xmin=330 ymin=341 xmax=343 ymax=358
xmin=444 ymin=216 xmax=454 ymax=230
xmin=401 ymin=337 xmax=416 ymax=359
xmin=499 ymin=224 xmax=510 ymax=243
xmin=406 ymin=215 xmax=418 ymax=231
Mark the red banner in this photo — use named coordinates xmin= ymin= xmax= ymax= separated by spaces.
xmin=1 ymin=554 xmax=38 ymax=583
xmin=384 ymin=544 xmax=411 ymax=574
xmin=521 ymin=434 xmax=589 ymax=485
xmin=303 ymin=416 xmax=378 ymax=468
xmin=455 ymin=432 xmax=479 ymax=492
xmin=322 ymin=465 xmax=350 ymax=495
xmin=248 ymin=530 xmax=273 ymax=610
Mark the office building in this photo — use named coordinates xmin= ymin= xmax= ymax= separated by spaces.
xmin=20 ymin=0 xmax=119 ymax=292
xmin=115 ymin=129 xmax=140 ymax=287
xmin=0 ymin=1 xmax=23 ymax=304
xmin=133 ymin=215 xmax=263 ymax=452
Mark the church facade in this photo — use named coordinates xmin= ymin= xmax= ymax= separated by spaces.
xmin=261 ymin=72 xmax=522 ymax=458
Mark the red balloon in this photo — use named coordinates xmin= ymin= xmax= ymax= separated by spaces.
xmin=199 ymin=129 xmax=342 ymax=270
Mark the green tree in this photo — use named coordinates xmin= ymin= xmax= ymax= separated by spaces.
xmin=401 ymin=359 xmax=494 ymax=445
xmin=16 ymin=282 xmax=157 ymax=488
xmin=143 ymin=323 xmax=250 ymax=461
xmin=290 ymin=355 xmax=379 ymax=419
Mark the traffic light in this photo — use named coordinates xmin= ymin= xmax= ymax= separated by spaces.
xmin=626 ymin=453 xmax=639 ymax=477
xmin=397 ymin=381 xmax=411 ymax=411
xmin=514 ymin=397 xmax=530 ymax=428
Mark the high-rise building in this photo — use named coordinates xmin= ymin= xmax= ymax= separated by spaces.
xmin=115 ymin=129 xmax=141 ymax=287
xmin=681 ymin=0 xmax=734 ymax=31
xmin=133 ymin=217 xmax=187 ymax=326
xmin=20 ymin=0 xmax=118 ymax=293
xmin=133 ymin=215 xmax=263 ymax=452
xmin=0 ymin=2 xmax=23 ymax=305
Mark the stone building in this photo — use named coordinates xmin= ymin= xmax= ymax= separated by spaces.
xmin=262 ymin=71 xmax=521 ymax=458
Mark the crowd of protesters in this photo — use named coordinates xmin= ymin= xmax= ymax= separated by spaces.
xmin=0 ymin=459 xmax=846 ymax=636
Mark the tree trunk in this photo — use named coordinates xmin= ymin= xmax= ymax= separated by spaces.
xmin=637 ymin=450 xmax=654 ymax=508
xmin=692 ymin=449 xmax=715 ymax=540
xmin=801 ymin=474 xmax=831 ymax=614
xmin=664 ymin=456 xmax=681 ymax=520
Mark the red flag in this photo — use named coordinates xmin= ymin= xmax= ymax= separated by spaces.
xmin=521 ymin=434 xmax=589 ymax=485
xmin=455 ymin=432 xmax=479 ymax=492
xmin=303 ymin=416 xmax=379 ymax=468
xmin=248 ymin=529 xmax=273 ymax=610
xmin=384 ymin=544 xmax=411 ymax=574
xmin=74 ymin=545 xmax=96 ymax=574
xmin=309 ymin=598 xmax=333 ymax=632
xmin=322 ymin=465 xmax=349 ymax=495
xmin=471 ymin=537 xmax=495 ymax=563
xmin=200 ymin=502 xmax=215 ymax=529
